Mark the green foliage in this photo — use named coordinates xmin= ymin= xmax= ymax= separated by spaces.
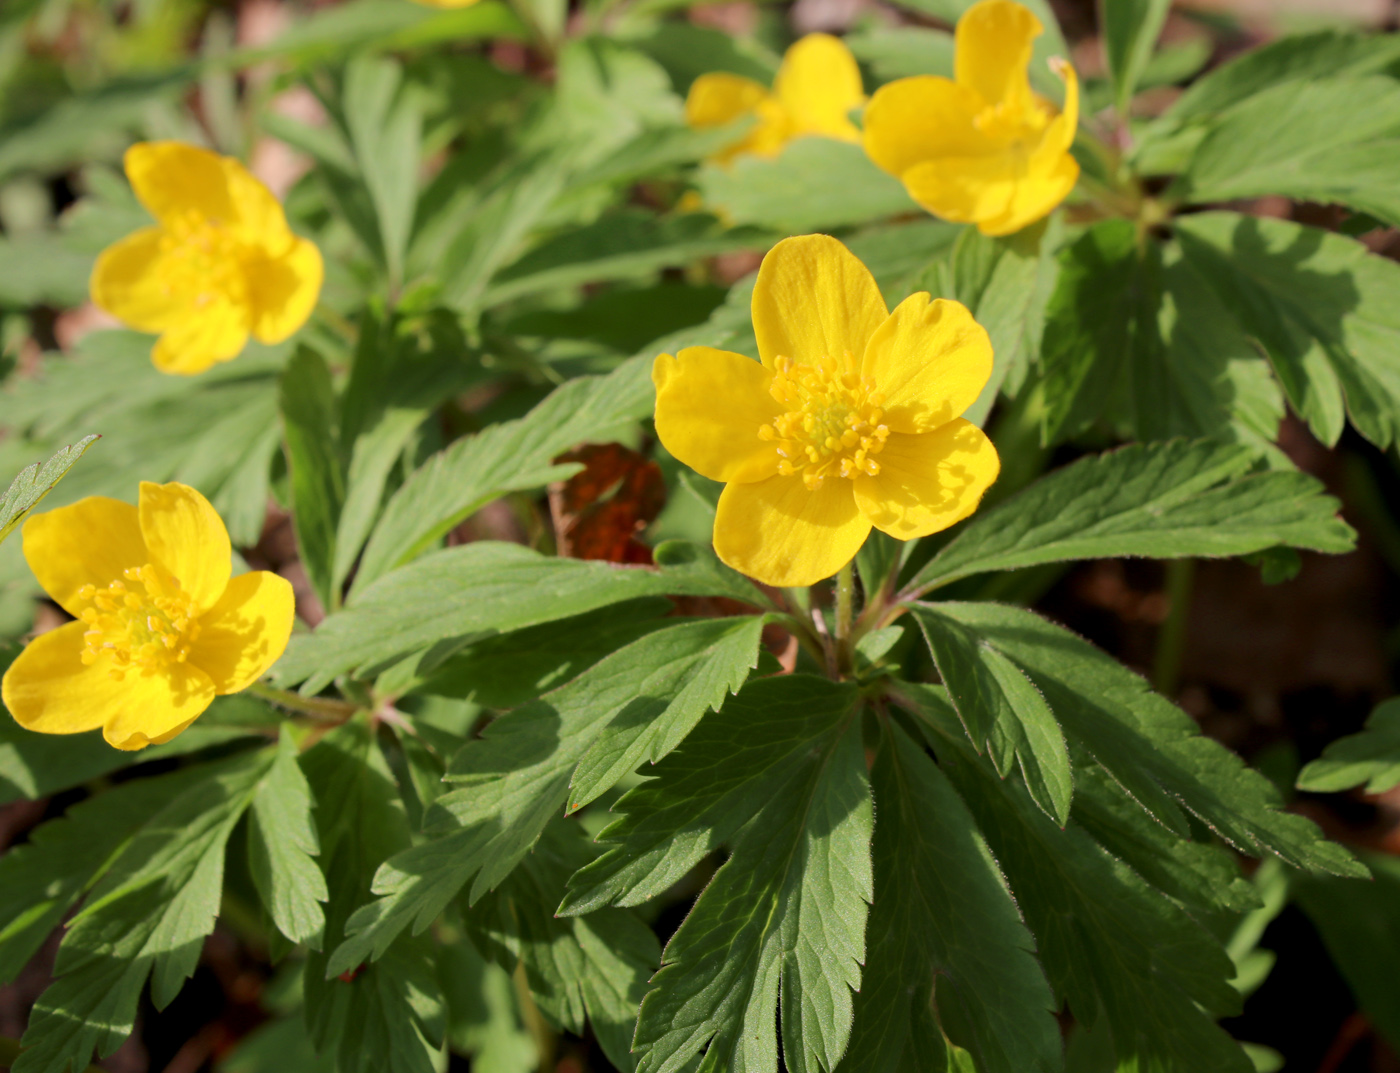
xmin=0 ymin=435 xmax=97 ymax=547
xmin=1297 ymin=697 xmax=1400 ymax=794
xmin=1102 ymin=0 xmax=1171 ymax=115
xmin=908 ymin=439 xmax=1355 ymax=594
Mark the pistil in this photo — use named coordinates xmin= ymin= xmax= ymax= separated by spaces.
xmin=759 ymin=353 xmax=891 ymax=489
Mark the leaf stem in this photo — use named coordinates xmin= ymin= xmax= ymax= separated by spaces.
xmin=834 ymin=561 xmax=856 ymax=678
xmin=246 ymin=681 xmax=359 ymax=723
xmin=1152 ymin=558 xmax=1195 ymax=697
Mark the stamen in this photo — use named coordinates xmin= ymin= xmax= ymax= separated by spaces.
xmin=75 ymin=563 xmax=199 ymax=676
xmin=761 ymin=351 xmax=891 ymax=487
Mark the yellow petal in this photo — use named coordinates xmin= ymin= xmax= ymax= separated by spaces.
xmin=124 ymin=142 xmax=293 ymax=252
xmin=773 ymin=33 xmax=864 ymax=142
xmin=138 ymin=482 xmax=232 ymax=614
xmin=955 ymin=0 xmax=1041 ymax=112
xmin=861 ymin=294 xmax=993 ymax=434
xmin=249 ymin=236 xmax=323 ymax=344
xmin=90 ymin=228 xmax=184 ymax=332
xmin=101 ymin=662 xmax=217 ymax=751
xmin=713 ymin=475 xmax=871 ymax=588
xmin=899 ymin=154 xmax=1018 ymax=227
xmin=22 ymin=498 xmax=149 ymax=617
xmin=852 ymin=421 xmax=1000 ymax=540
xmin=862 ymin=76 xmax=993 ymax=178
xmin=977 ymin=151 xmax=1079 ymax=236
xmin=1038 ymin=57 xmax=1079 ymax=159
xmin=151 ymin=295 xmax=251 ymax=375
xmin=686 ymin=73 xmax=789 ymax=163
xmin=751 ymin=234 xmax=888 ymax=371
xmin=653 ymin=348 xmax=783 ymax=484
xmin=190 ymin=570 xmax=295 ymax=695
xmin=0 ymin=621 xmax=216 ymax=750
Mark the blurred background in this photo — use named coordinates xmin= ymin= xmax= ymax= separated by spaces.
xmin=2 ymin=0 xmax=1400 ymax=1070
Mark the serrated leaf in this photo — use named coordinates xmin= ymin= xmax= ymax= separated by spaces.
xmin=0 ymin=765 xmax=211 ymax=984
xmin=569 ymin=675 xmax=869 ymax=1073
xmin=353 ymin=356 xmax=653 ymax=592
xmin=0 ymin=435 xmax=98 ymax=547
xmin=909 ymin=439 xmax=1354 ymax=595
xmin=909 ymin=602 xmax=1365 ymax=878
xmin=248 ymin=728 xmax=329 ymax=947
xmin=14 ymin=750 xmax=274 ymax=1073
xmin=327 ymin=618 xmax=765 ymax=973
xmin=1175 ymin=211 xmax=1400 ymax=448
xmin=912 ymin=606 xmax=1071 ymax=824
xmin=1103 ymin=0 xmax=1171 ymax=114
xmin=1297 ymin=697 xmax=1400 ymax=794
xmin=1173 ymin=78 xmax=1400 ymax=228
xmin=569 ymin=615 xmax=765 ymax=811
xmin=466 ymin=820 xmax=659 ymax=1071
xmin=902 ymin=685 xmax=1254 ymax=1073
xmin=844 ymin=722 xmax=1060 ymax=1073
xmin=302 ymin=722 xmax=444 ymax=1073
xmin=278 ymin=541 xmax=766 ymax=691
xmin=280 ymin=348 xmax=345 ymax=610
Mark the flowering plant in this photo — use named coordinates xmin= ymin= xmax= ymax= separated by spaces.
xmin=0 ymin=1 xmax=1398 ymax=1071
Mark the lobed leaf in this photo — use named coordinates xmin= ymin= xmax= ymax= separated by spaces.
xmin=909 ymin=439 xmax=1354 ymax=595
xmin=1297 ymin=697 xmax=1400 ymax=795
xmin=327 ymin=618 xmax=765 ymax=973
xmin=247 ymin=729 xmax=329 ymax=948
xmin=1103 ymin=0 xmax=1172 ymax=115
xmin=0 ymin=435 xmax=98 ymax=548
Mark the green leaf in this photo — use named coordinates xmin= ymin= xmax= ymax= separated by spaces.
xmin=466 ymin=820 xmax=659 ymax=1071
xmin=1103 ymin=0 xmax=1171 ymax=115
xmin=483 ymin=210 xmax=771 ymax=307
xmin=1294 ymin=852 xmax=1400 ymax=1054
xmin=845 ymin=27 xmax=954 ymax=84
xmin=879 ymin=0 xmax=1067 ymax=82
xmin=341 ymin=55 xmax=423 ymax=285
xmin=912 ymin=605 xmax=1072 ymax=824
xmin=0 ymin=435 xmax=98 ymax=547
xmin=280 ymin=347 xmax=345 ymax=610
xmin=909 ymin=439 xmax=1355 ymax=595
xmin=844 ymin=722 xmax=1060 ymax=1073
xmin=248 ymin=728 xmax=329 ymax=948
xmin=696 ymin=139 xmax=918 ymax=233
xmin=909 ymin=603 xmax=1365 ymax=877
xmin=280 ymin=541 xmax=766 ymax=690
xmin=568 ymin=615 xmax=765 ymax=811
xmin=437 ymin=934 xmax=537 ymax=1073
xmin=327 ymin=618 xmax=766 ymax=972
xmin=302 ymin=723 xmax=445 ymax=1073
xmin=903 ymin=685 xmax=1254 ymax=1073
xmin=941 ymin=221 xmax=1060 ymax=422
xmin=1173 ymin=77 xmax=1400 ymax=228
xmin=1297 ymin=697 xmax=1400 ymax=794
xmin=502 ymin=282 xmax=726 ymax=354
xmin=353 ymin=355 xmax=653 ymax=592
xmin=416 ymin=597 xmax=675 ymax=707
xmin=1135 ymin=30 xmax=1400 ymax=175
xmin=1175 ymin=211 xmax=1400 ymax=448
xmin=14 ymin=750 xmax=274 ymax=1073
xmin=567 ymin=675 xmax=869 ymax=1073
xmin=0 ymin=764 xmax=213 ymax=984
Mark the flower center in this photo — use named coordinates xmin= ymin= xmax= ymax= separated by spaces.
xmin=759 ymin=354 xmax=890 ymax=490
xmin=157 ymin=209 xmax=249 ymax=310
xmin=77 ymin=564 xmax=200 ymax=680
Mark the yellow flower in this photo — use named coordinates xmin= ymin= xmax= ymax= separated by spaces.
xmin=653 ymin=234 xmax=1000 ymax=588
xmin=685 ymin=34 xmax=865 ymax=165
xmin=1 ymin=482 xmax=295 ymax=751
xmin=862 ymin=0 xmax=1079 ymax=236
xmin=91 ymin=142 xmax=324 ymax=376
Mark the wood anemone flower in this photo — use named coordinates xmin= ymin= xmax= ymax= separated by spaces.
xmin=653 ymin=234 xmax=1000 ymax=588
xmin=862 ymin=0 xmax=1080 ymax=236
xmin=1 ymin=482 xmax=295 ymax=751
xmin=685 ymin=34 xmax=865 ymax=165
xmin=90 ymin=141 xmax=324 ymax=375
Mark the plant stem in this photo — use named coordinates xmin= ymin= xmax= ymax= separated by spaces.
xmin=1152 ymin=558 xmax=1195 ymax=697
xmin=834 ymin=562 xmax=856 ymax=678
xmin=246 ymin=681 xmax=358 ymax=723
